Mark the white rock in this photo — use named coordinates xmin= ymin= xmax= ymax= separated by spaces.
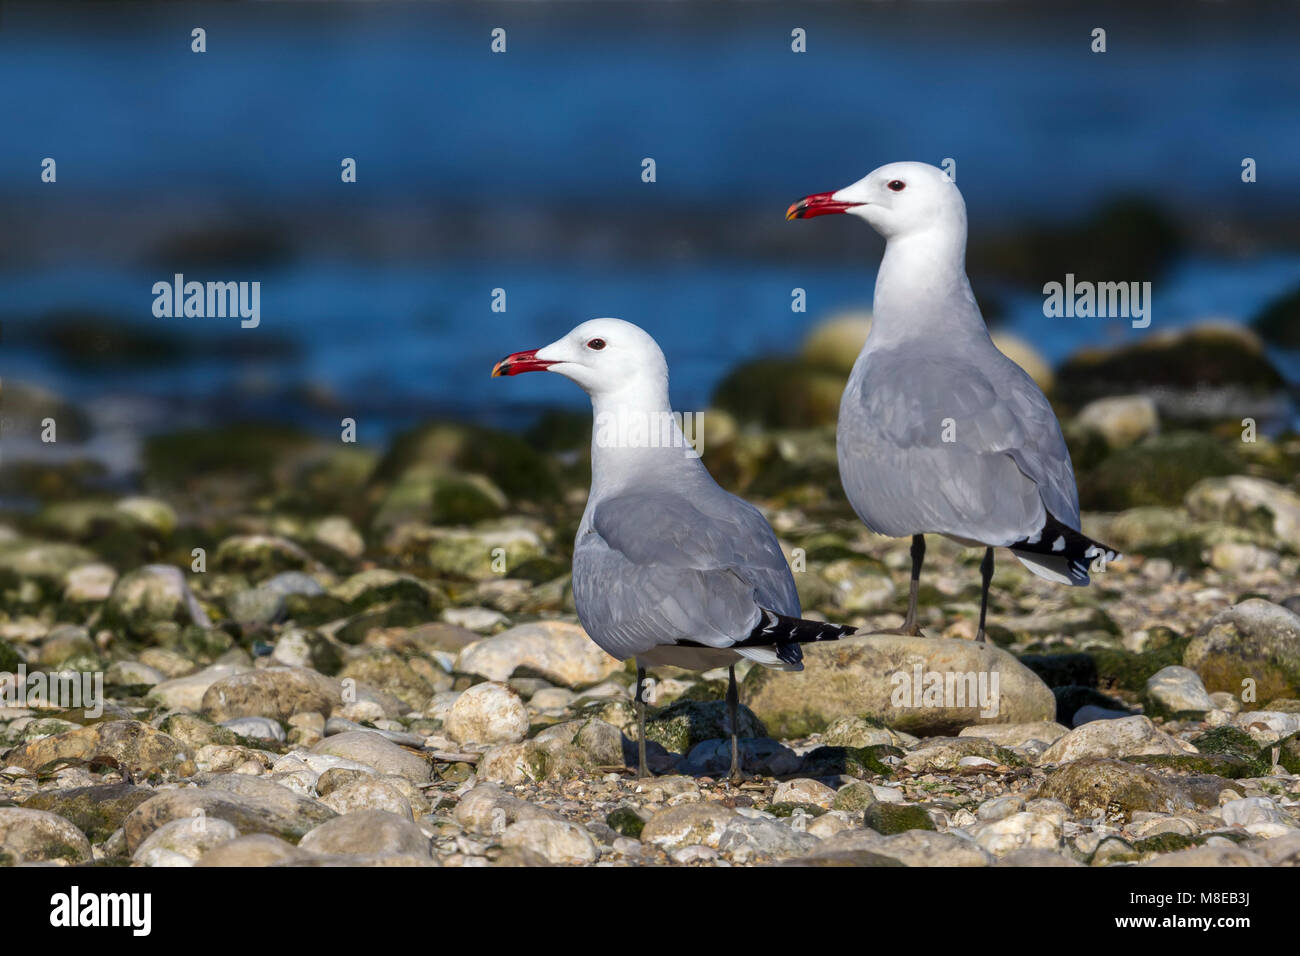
xmin=1076 ymin=395 xmax=1158 ymax=449
xmin=1144 ymin=665 xmax=1214 ymax=715
xmin=501 ymin=818 xmax=599 ymax=865
xmin=149 ymin=662 xmax=252 ymax=712
xmin=133 ymin=818 xmax=239 ymax=867
xmin=221 ymin=716 xmax=287 ymax=743
xmin=455 ymin=621 xmax=621 ymax=689
xmin=321 ymin=777 xmax=414 ymax=820
xmin=444 ymin=681 xmax=529 ymax=745
xmin=970 ymin=811 xmax=1062 ymax=856
xmin=1040 ymin=715 xmax=1189 ymax=764
xmin=772 ymin=778 xmax=837 ymax=809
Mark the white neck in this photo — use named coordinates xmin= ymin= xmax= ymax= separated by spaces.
xmin=869 ymin=223 xmax=987 ymax=347
xmin=587 ymin=375 xmax=704 ymax=499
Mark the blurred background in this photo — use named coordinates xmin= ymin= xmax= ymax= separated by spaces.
xmin=2 ymin=0 xmax=1299 ymax=502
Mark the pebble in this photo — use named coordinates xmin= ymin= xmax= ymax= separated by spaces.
xmin=501 ymin=818 xmax=599 ymax=865
xmin=312 ymin=730 xmax=432 ymax=785
xmin=299 ymin=809 xmax=432 ymax=859
xmin=1040 ymin=715 xmax=1189 ymax=763
xmin=221 ymin=716 xmax=287 ymax=743
xmin=444 ymin=681 xmax=530 ymax=745
xmin=640 ymin=803 xmax=736 ymax=850
xmin=133 ymin=817 xmax=240 ymax=866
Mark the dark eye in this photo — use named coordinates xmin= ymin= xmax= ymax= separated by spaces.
xmin=887 ymin=180 xmax=906 ymax=192
xmin=586 ymin=338 xmax=606 ymax=351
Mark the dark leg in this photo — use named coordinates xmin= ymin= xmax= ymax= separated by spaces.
xmin=635 ymin=660 xmax=649 ymax=778
xmin=976 ymin=547 xmax=993 ymax=644
xmin=903 ymin=534 xmax=925 ymax=634
xmin=881 ymin=534 xmax=926 ymax=635
xmin=726 ymin=665 xmax=742 ymax=783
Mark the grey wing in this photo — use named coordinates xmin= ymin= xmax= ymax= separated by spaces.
xmin=995 ymin=358 xmax=1080 ymax=528
xmin=838 ymin=344 xmax=1079 ymax=545
xmin=571 ymin=491 xmax=799 ymax=662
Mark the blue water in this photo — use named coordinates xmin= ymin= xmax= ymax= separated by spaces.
xmin=2 ymin=3 xmax=1298 ymax=438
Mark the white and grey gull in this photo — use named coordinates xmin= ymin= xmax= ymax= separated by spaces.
xmin=493 ymin=318 xmax=854 ymax=778
xmin=788 ymin=162 xmax=1120 ymax=642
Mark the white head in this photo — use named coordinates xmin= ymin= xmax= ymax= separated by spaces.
xmin=492 ymin=317 xmax=669 ymax=404
xmin=787 ymin=161 xmax=966 ymax=241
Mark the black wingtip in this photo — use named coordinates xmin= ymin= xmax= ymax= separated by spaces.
xmin=1014 ymin=512 xmax=1122 ymax=580
xmin=775 ymin=642 xmax=803 ymax=666
xmin=739 ymin=609 xmax=856 ymax=649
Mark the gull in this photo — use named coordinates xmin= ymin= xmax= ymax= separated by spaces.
xmin=493 ymin=318 xmax=853 ymax=778
xmin=787 ymin=162 xmax=1120 ymax=642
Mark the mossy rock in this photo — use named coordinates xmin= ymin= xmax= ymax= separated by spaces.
xmin=605 ymin=807 xmax=646 ymax=838
xmin=335 ymin=600 xmax=443 ymax=645
xmin=332 ymin=569 xmax=445 ymax=612
xmin=158 ymin=713 xmax=241 ymax=752
xmin=373 ymin=422 xmax=560 ymax=504
xmin=799 ymin=745 xmax=901 ymax=779
xmin=270 ymin=627 xmax=344 ymax=675
xmin=1062 ymin=421 xmax=1113 ymax=474
xmin=430 ymin=474 xmax=507 ymax=525
xmin=1085 ymin=632 xmax=1190 ymax=693
xmin=797 ymin=533 xmax=864 ymax=563
xmin=507 ymin=556 xmax=569 ymax=586
xmin=864 ymin=802 xmax=935 ymax=835
xmin=275 ymin=446 xmax=379 ymax=518
xmin=1132 ymin=831 xmax=1198 ymax=855
xmin=22 ymin=784 xmax=155 ymax=843
xmin=1185 ymin=600 xmax=1300 ymax=701
xmin=741 ymin=428 xmax=844 ymax=501
xmin=213 ymin=535 xmax=313 ymax=580
xmin=337 ymin=651 xmax=435 ymax=711
xmin=1102 ymin=508 xmax=1212 ymax=569
xmin=677 ymin=678 xmax=728 ymax=703
xmin=711 ymin=358 xmax=846 ymax=429
xmin=1275 ymin=732 xmax=1300 ymax=774
xmin=144 ymin=424 xmax=318 ymax=489
xmin=0 ymin=540 xmax=98 ymax=600
xmin=821 ymin=714 xmax=897 ymax=748
xmin=642 ymin=700 xmax=764 ymax=754
xmin=370 ymin=465 xmax=507 ymax=532
xmin=283 ymin=592 xmax=352 ymax=626
xmin=0 ymin=640 xmax=22 ymax=674
xmin=768 ymin=803 xmax=828 ymax=819
xmin=426 ymin=529 xmax=545 ymax=581
xmin=1189 ymin=726 xmax=1271 ymax=776
xmin=830 ymin=781 xmax=877 ymax=812
xmin=1037 ymin=758 xmax=1190 ymax=822
xmin=1078 ymin=432 xmax=1243 ymax=511
xmin=1056 ymin=322 xmax=1282 ymax=405
xmin=1123 ymin=753 xmax=1257 ymax=779
xmin=156 ymin=624 xmax=234 ymax=665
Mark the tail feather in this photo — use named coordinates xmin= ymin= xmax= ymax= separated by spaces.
xmin=733 ymin=609 xmax=856 ymax=666
xmin=1011 ymin=513 xmax=1122 ymax=586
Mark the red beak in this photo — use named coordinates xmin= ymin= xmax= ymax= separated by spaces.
xmin=491 ymin=348 xmax=556 ymax=377
xmin=786 ymin=191 xmax=860 ymax=220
